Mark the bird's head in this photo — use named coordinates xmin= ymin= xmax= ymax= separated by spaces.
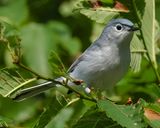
xmin=101 ymin=18 xmax=139 ymax=45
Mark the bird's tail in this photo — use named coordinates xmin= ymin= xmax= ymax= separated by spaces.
xmin=13 ymin=81 xmax=57 ymax=101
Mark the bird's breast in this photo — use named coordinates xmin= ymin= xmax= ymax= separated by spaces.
xmin=70 ymin=44 xmax=130 ymax=90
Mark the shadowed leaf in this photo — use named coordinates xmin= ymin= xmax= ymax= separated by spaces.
xmin=73 ymin=106 xmax=122 ymax=128
xmin=34 ymin=92 xmax=68 ymax=128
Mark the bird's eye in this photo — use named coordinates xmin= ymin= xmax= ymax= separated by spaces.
xmin=115 ymin=24 xmax=123 ymax=31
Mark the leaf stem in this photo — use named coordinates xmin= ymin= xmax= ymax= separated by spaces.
xmin=17 ymin=63 xmax=52 ymax=81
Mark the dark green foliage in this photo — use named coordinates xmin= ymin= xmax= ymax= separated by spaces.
xmin=0 ymin=0 xmax=160 ymax=128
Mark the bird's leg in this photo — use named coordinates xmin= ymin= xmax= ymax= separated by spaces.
xmin=73 ymin=79 xmax=84 ymax=85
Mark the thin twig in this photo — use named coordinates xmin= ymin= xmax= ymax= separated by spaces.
xmin=0 ymin=23 xmax=97 ymax=103
xmin=16 ymin=63 xmax=97 ymax=102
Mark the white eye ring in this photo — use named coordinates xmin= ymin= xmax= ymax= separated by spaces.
xmin=115 ymin=24 xmax=123 ymax=31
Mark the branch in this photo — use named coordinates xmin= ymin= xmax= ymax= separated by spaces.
xmin=15 ymin=61 xmax=97 ymax=103
xmin=0 ymin=31 xmax=97 ymax=103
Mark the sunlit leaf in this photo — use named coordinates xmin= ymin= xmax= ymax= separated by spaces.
xmin=140 ymin=99 xmax=160 ymax=128
xmin=141 ymin=0 xmax=158 ymax=75
xmin=100 ymin=0 xmax=114 ymax=5
xmin=0 ymin=0 xmax=28 ymax=25
xmin=0 ymin=68 xmax=37 ymax=98
xmin=0 ymin=19 xmax=19 ymax=37
xmin=0 ymin=119 xmax=8 ymax=128
xmin=74 ymin=0 xmax=121 ymax=24
xmin=98 ymin=100 xmax=146 ymax=128
xmin=80 ymin=8 xmax=119 ymax=24
xmin=145 ymin=119 xmax=160 ymax=128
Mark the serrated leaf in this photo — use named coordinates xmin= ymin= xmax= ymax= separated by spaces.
xmin=73 ymin=106 xmax=122 ymax=128
xmin=0 ymin=68 xmax=37 ymax=98
xmin=145 ymin=119 xmax=160 ymax=128
xmin=142 ymin=100 xmax=160 ymax=128
xmin=74 ymin=0 xmax=120 ymax=24
xmin=98 ymin=100 xmax=146 ymax=128
xmin=141 ymin=0 xmax=157 ymax=70
xmin=146 ymin=103 xmax=160 ymax=114
xmin=49 ymin=51 xmax=67 ymax=77
xmin=34 ymin=92 xmax=68 ymax=128
xmin=138 ymin=99 xmax=160 ymax=128
xmin=0 ymin=119 xmax=8 ymax=128
xmin=80 ymin=8 xmax=119 ymax=24
xmin=130 ymin=34 xmax=145 ymax=72
xmin=144 ymin=108 xmax=160 ymax=128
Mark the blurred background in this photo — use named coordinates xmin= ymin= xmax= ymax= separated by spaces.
xmin=0 ymin=0 xmax=99 ymax=127
xmin=0 ymin=0 xmax=160 ymax=127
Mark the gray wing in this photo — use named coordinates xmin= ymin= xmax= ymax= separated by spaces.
xmin=68 ymin=41 xmax=100 ymax=73
xmin=68 ymin=54 xmax=85 ymax=73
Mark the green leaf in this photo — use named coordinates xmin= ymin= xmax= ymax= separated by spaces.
xmin=46 ymin=21 xmax=81 ymax=56
xmin=0 ymin=19 xmax=19 ymax=37
xmin=34 ymin=92 xmax=68 ymax=128
xmin=0 ymin=68 xmax=37 ymax=98
xmin=59 ymin=0 xmax=76 ymax=17
xmin=98 ymin=100 xmax=146 ymax=128
xmin=46 ymin=108 xmax=74 ymax=128
xmin=20 ymin=23 xmax=53 ymax=76
xmin=99 ymin=0 xmax=114 ymax=5
xmin=67 ymin=99 xmax=91 ymax=127
xmin=0 ymin=0 xmax=28 ymax=25
xmin=0 ymin=96 xmax=39 ymax=126
xmin=140 ymin=99 xmax=160 ymax=128
xmin=0 ymin=118 xmax=8 ymax=128
xmin=20 ymin=22 xmax=81 ymax=76
xmin=130 ymin=34 xmax=145 ymax=72
xmin=73 ymin=106 xmax=122 ymax=128
xmin=79 ymin=8 xmax=119 ymax=24
xmin=74 ymin=0 xmax=120 ymax=24
xmin=141 ymin=0 xmax=158 ymax=73
xmin=49 ymin=51 xmax=67 ymax=77
xmin=146 ymin=103 xmax=160 ymax=113
xmin=146 ymin=119 xmax=160 ymax=128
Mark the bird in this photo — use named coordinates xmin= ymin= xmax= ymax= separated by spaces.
xmin=14 ymin=18 xmax=139 ymax=101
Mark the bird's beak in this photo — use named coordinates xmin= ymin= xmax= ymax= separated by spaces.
xmin=129 ymin=26 xmax=139 ymax=31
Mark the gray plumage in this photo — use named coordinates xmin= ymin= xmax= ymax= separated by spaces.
xmin=14 ymin=18 xmax=138 ymax=101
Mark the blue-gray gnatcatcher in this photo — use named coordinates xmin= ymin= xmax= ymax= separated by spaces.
xmin=14 ymin=18 xmax=139 ymax=101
